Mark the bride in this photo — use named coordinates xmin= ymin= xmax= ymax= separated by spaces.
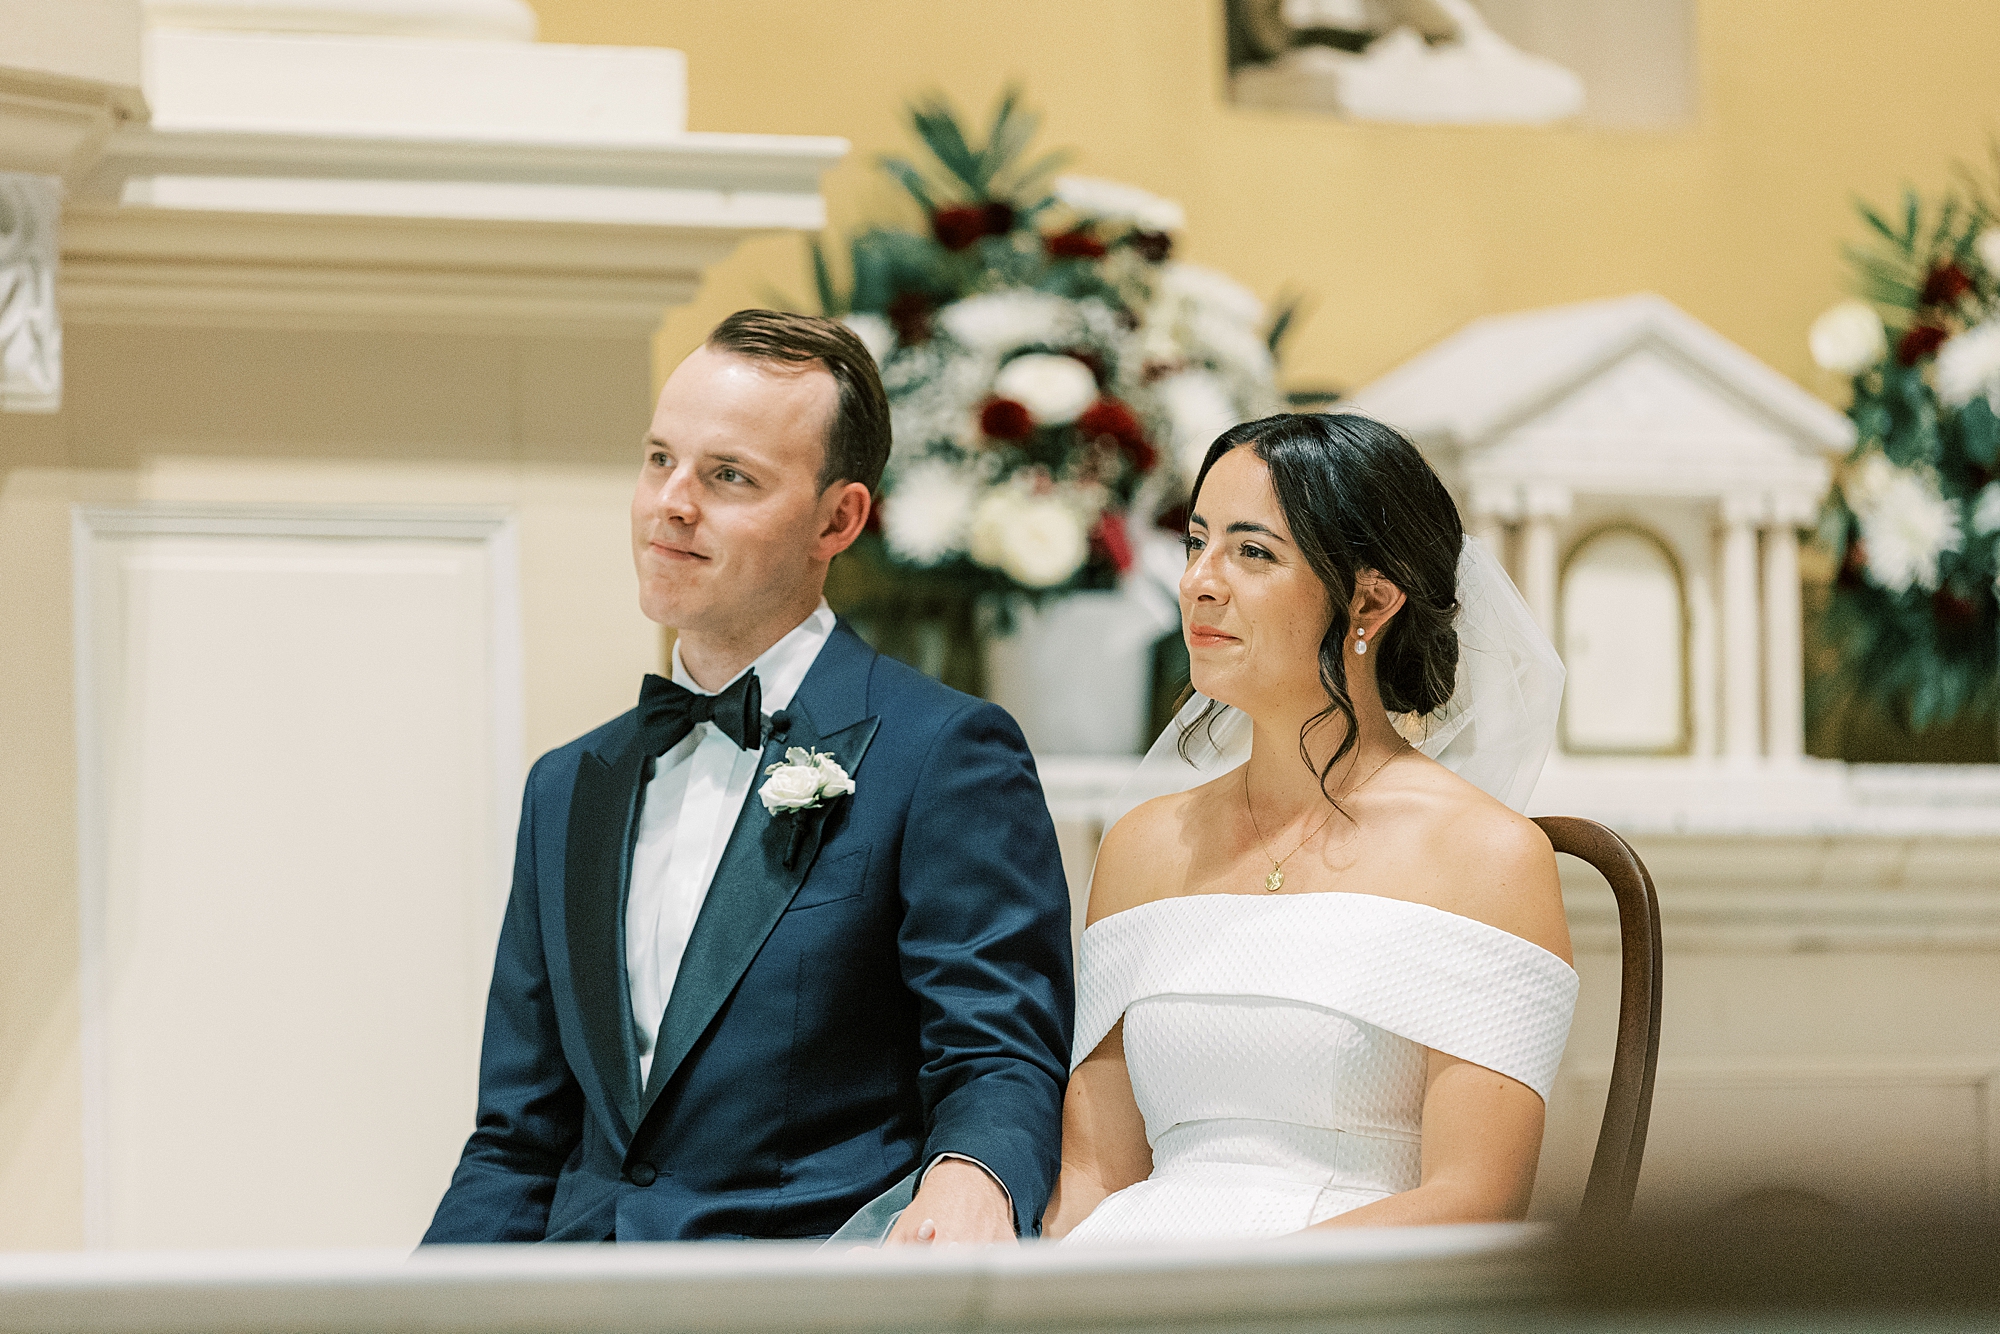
xmin=1044 ymin=411 xmax=1577 ymax=1242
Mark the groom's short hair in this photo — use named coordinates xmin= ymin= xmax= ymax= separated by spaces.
xmin=707 ymin=309 xmax=891 ymax=494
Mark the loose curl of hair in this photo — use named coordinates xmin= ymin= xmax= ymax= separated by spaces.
xmin=1180 ymin=411 xmax=1464 ymax=804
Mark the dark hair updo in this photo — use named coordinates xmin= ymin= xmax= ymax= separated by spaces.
xmin=1184 ymin=411 xmax=1463 ymax=800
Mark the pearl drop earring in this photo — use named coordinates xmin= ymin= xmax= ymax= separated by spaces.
xmin=1354 ymin=626 xmax=1368 ymax=655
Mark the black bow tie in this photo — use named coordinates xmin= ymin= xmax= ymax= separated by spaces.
xmin=636 ymin=669 xmax=763 ymax=756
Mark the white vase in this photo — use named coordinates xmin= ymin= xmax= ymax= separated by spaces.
xmin=983 ymin=585 xmax=1178 ymax=757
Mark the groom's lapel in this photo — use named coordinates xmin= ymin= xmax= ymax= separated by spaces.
xmin=637 ymin=624 xmax=880 ymax=1117
xmin=563 ymin=722 xmax=648 ymax=1139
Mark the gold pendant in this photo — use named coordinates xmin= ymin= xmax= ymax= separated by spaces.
xmin=1264 ymin=867 xmax=1284 ymax=893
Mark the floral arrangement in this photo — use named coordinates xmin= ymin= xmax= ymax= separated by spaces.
xmin=814 ymin=92 xmax=1285 ymax=612
xmin=1808 ymin=165 xmax=2000 ymax=731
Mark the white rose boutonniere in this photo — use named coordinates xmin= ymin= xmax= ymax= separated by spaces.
xmin=759 ymin=747 xmax=856 ymax=816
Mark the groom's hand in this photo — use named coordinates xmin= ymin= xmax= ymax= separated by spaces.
xmin=884 ymin=1159 xmax=1017 ymax=1247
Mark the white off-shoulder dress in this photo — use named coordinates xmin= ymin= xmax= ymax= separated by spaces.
xmin=1062 ymin=892 xmax=1578 ymax=1243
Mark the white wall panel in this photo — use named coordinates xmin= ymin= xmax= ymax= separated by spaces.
xmin=74 ymin=507 xmax=520 ymax=1249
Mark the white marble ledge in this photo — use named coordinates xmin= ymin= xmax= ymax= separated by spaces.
xmin=0 ymin=1224 xmax=1548 ymax=1334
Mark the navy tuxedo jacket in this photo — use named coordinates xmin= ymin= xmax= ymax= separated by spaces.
xmin=423 ymin=622 xmax=1074 ymax=1242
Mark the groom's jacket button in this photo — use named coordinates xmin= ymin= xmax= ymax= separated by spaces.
xmin=627 ymin=1163 xmax=658 ymax=1187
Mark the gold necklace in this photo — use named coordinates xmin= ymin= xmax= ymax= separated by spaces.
xmin=1243 ymin=743 xmax=1408 ymax=893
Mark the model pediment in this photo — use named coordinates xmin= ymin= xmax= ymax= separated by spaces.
xmin=1470 ymin=344 xmax=1833 ymax=498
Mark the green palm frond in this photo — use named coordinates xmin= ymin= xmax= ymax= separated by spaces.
xmin=807 ymin=236 xmax=845 ymax=315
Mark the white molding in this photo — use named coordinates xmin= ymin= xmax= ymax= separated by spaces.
xmin=1561 ymin=885 xmax=2000 ymax=955
xmin=70 ymin=502 xmax=524 ymax=1247
xmin=84 ymin=127 xmax=846 ymax=200
xmin=0 ymin=71 xmax=138 ymax=181
xmin=58 ymin=193 xmax=803 ymax=335
xmin=37 ymin=21 xmax=844 ymax=334
xmin=57 ymin=213 xmax=726 ymax=334
xmin=142 ymin=0 xmax=538 ymax=42
xmin=0 ymin=0 xmax=147 ymax=181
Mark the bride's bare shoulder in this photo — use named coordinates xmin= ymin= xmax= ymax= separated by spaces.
xmin=1084 ymin=771 xmax=1236 ymax=927
xmin=1400 ymin=760 xmax=1572 ymax=964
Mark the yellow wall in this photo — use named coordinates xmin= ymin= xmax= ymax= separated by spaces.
xmin=527 ymin=0 xmax=2000 ymax=401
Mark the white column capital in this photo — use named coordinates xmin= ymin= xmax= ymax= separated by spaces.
xmin=1521 ymin=482 xmax=1574 ymax=519
xmin=1467 ymin=480 xmax=1522 ymax=522
xmin=1719 ymin=492 xmax=1770 ymax=527
xmin=0 ymin=173 xmax=62 ymax=412
xmin=1765 ymin=493 xmax=1818 ymax=529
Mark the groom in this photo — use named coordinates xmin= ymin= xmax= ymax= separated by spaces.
xmin=424 ymin=311 xmax=1074 ymax=1244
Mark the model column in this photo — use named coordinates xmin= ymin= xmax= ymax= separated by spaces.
xmin=1718 ymin=496 xmax=1764 ymax=760
xmin=1519 ymin=484 xmax=1571 ymax=639
xmin=1761 ymin=499 xmax=1807 ymax=761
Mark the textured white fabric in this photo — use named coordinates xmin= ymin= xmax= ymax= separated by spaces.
xmin=1063 ymin=893 xmax=1577 ymax=1244
xmin=626 ymin=600 xmax=834 ymax=1085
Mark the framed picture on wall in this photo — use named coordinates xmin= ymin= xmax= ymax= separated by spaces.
xmin=1223 ymin=0 xmax=1695 ymax=130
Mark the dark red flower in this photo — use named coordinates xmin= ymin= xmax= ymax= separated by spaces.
xmin=864 ymin=494 xmax=884 ymax=534
xmin=887 ymin=291 xmax=933 ymax=346
xmin=1837 ymin=538 xmax=1868 ymax=589
xmin=1091 ymin=510 xmax=1135 ymax=575
xmin=1920 ymin=263 xmax=1974 ymax=307
xmin=1077 ymin=396 xmax=1156 ymax=472
xmin=1897 ymin=323 xmax=1948 ymax=365
xmin=931 ymin=205 xmax=988 ymax=251
xmin=980 ymin=201 xmax=1017 ymax=236
xmin=1933 ymin=585 xmax=1983 ymax=629
xmin=979 ymin=397 xmax=1035 ymax=441
xmin=1129 ymin=230 xmax=1173 ymax=263
xmin=1155 ymin=503 xmax=1190 ymax=534
xmin=1045 ymin=227 xmax=1108 ymax=260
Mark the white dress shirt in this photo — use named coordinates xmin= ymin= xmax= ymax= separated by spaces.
xmin=626 ymin=600 xmax=836 ymax=1086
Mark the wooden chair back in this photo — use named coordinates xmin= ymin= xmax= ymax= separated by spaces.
xmin=1533 ymin=815 xmax=1664 ymax=1226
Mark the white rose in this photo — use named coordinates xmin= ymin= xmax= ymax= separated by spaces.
xmin=968 ymin=488 xmax=1023 ymax=570
xmin=1053 ymin=175 xmax=1186 ymax=232
xmin=992 ymin=353 xmax=1099 ymax=426
xmin=1846 ymin=454 xmax=1961 ymax=594
xmin=1977 ymin=228 xmax=2000 ymax=278
xmin=1973 ymin=482 xmax=2000 ymax=537
xmin=1161 ymin=263 xmax=1265 ymax=329
xmin=1156 ymin=368 xmax=1240 ymax=475
xmin=1842 ymin=450 xmax=1896 ymax=510
xmin=1808 ymin=299 xmax=1887 ymax=375
xmin=939 ymin=290 xmax=1068 ymax=353
xmin=758 ymin=762 xmax=823 ymax=814
xmin=1935 ymin=318 xmax=2000 ymax=409
xmin=883 ymin=457 xmax=978 ymax=565
xmin=996 ymin=494 xmax=1090 ymax=589
xmin=811 ymin=752 xmax=855 ymax=798
xmin=841 ymin=313 xmax=894 ymax=367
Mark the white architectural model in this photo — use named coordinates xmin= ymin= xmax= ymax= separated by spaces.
xmin=1349 ymin=293 xmax=1853 ymax=767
